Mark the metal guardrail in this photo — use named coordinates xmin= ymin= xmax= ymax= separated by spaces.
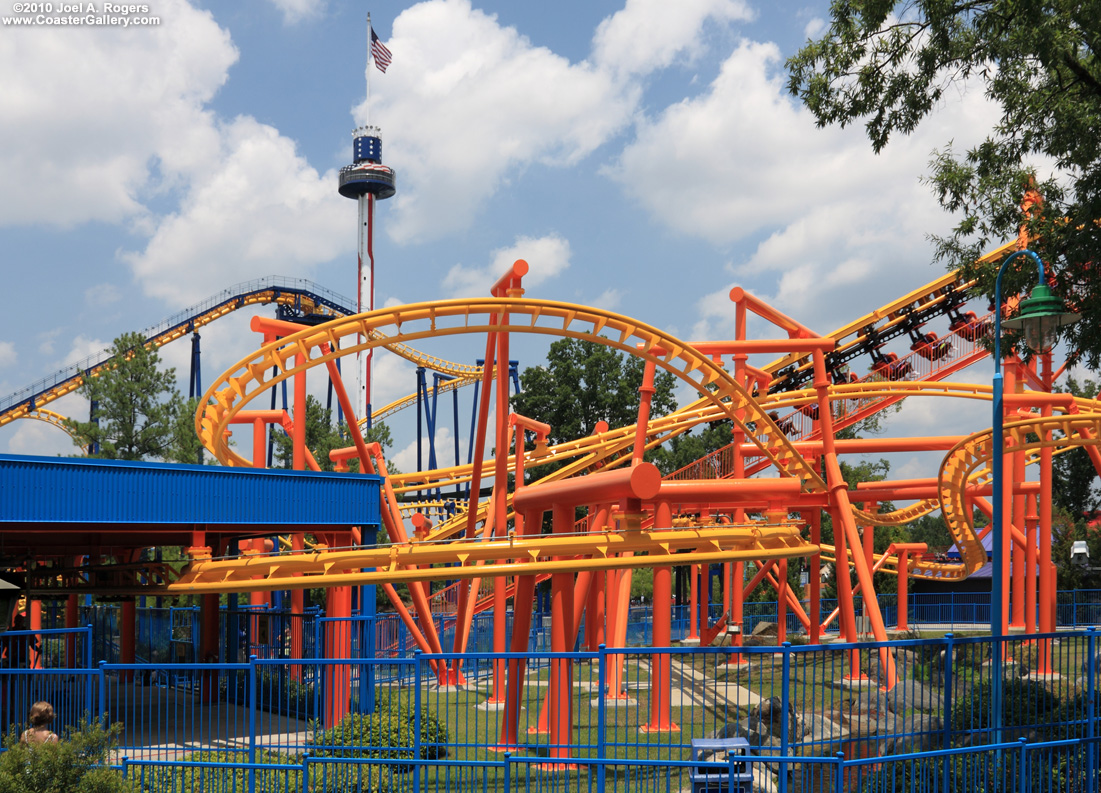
xmin=0 ymin=276 xmax=355 ymax=413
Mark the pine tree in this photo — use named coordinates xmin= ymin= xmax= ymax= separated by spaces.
xmin=65 ymin=331 xmax=185 ymax=461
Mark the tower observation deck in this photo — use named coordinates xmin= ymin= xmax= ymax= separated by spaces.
xmin=338 ymin=126 xmax=396 ymax=199
xmin=338 ymin=125 xmax=396 ymax=419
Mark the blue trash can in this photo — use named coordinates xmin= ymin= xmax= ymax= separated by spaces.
xmin=689 ymin=737 xmax=752 ymax=792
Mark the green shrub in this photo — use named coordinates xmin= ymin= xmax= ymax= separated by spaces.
xmin=950 ymin=677 xmax=1061 ymax=736
xmin=141 ymin=749 xmax=301 ymax=793
xmin=307 ymin=690 xmax=450 ymax=792
xmin=0 ymin=720 xmax=138 ymax=793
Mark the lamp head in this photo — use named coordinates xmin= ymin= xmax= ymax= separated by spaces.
xmin=1001 ymin=284 xmax=1079 ymax=353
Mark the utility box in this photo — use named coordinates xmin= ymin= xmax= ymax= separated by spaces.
xmin=689 ymin=737 xmax=752 ymax=793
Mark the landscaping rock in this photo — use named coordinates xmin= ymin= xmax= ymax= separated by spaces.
xmin=802 ymin=713 xmax=849 ymax=742
xmin=887 ymin=680 xmax=941 ymax=714
xmin=752 ymin=766 xmax=778 ymax=793
xmin=749 ymin=696 xmax=801 ymax=743
xmin=883 ymin=714 xmax=943 ymax=755
xmin=751 ymin=622 xmax=779 ymax=637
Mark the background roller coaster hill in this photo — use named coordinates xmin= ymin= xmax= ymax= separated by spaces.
xmin=1 ymin=240 xmax=1099 ymax=758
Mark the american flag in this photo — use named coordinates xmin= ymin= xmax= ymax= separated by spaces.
xmin=371 ymin=28 xmax=392 ymax=73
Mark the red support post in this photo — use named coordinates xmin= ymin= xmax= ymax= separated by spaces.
xmin=323 ymin=585 xmax=353 ymax=728
xmin=642 ymin=501 xmax=679 ymax=733
xmin=540 ymin=502 xmax=577 ymax=769
xmin=808 ymin=509 xmax=822 ymax=644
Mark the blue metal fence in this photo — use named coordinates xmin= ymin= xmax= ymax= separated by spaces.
xmin=3 ymin=630 xmax=1097 ymax=791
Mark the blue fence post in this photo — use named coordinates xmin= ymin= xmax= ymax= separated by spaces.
xmin=503 ymin=752 xmax=511 ymax=793
xmin=780 ymin=641 xmax=790 ymax=793
xmin=84 ymin=625 xmax=94 ymax=720
xmin=1087 ymin=627 xmax=1096 ymax=792
xmin=597 ymin=643 xmax=607 ymax=793
xmin=834 ymin=751 xmax=845 ymax=793
xmin=942 ymin=632 xmax=953 ymax=792
xmin=300 ymin=752 xmax=310 ymax=793
xmin=413 ymin=650 xmax=422 ymax=792
xmin=97 ymin=661 xmax=107 ymax=729
xmin=1018 ymin=736 xmax=1028 ymax=793
xmin=249 ymin=654 xmax=257 ymax=793
xmin=121 ymin=756 xmax=128 ymax=779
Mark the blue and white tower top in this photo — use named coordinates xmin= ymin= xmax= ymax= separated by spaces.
xmin=338 ymin=125 xmax=396 ymax=200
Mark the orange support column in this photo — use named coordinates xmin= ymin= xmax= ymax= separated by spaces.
xmin=776 ymin=558 xmax=788 ymax=645
xmin=290 ymin=534 xmax=305 ymax=682
xmin=1036 ymin=369 xmax=1056 ymax=676
xmin=541 ymin=502 xmax=577 ymax=769
xmin=199 ymin=592 xmax=221 ymax=703
xmin=323 ymin=585 xmax=353 ymax=727
xmin=1025 ymin=498 xmax=1038 ymax=636
xmin=808 ymin=509 xmax=822 ymax=644
xmin=642 ymin=501 xmax=679 ymax=733
xmin=1011 ymin=438 xmax=1027 ymax=630
xmin=586 ymin=568 xmax=605 ymax=651
xmin=686 ymin=564 xmax=700 ymax=643
xmin=497 ymin=507 xmax=540 ymax=750
xmin=896 ymin=551 xmax=909 ymax=631
xmin=28 ymin=599 xmax=42 ymax=670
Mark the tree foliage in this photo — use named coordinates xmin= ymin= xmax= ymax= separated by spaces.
xmin=788 ymin=1 xmax=1101 ymax=367
xmin=65 ymin=332 xmax=187 ymax=461
xmin=271 ymin=394 xmax=394 ymax=472
xmin=0 ymin=720 xmax=138 ymax=793
xmin=1053 ymin=375 xmax=1101 ymax=519
xmin=511 ymin=337 xmax=678 ymax=451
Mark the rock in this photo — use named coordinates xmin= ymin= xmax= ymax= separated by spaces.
xmin=751 ymin=621 xmax=779 ymax=637
xmin=955 ymin=727 xmax=1043 ymax=749
xmin=844 ymin=715 xmax=880 ymax=738
xmin=752 ymin=766 xmax=778 ymax=793
xmin=706 ymin=722 xmax=748 ymax=741
xmin=801 ymin=713 xmax=849 ymax=742
xmin=887 ymin=681 xmax=942 ymax=714
xmin=750 ymin=696 xmax=800 ymax=743
xmin=883 ymin=714 xmax=943 ymax=754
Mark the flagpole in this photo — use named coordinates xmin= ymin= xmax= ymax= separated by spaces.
xmin=366 ymin=12 xmax=372 ymax=127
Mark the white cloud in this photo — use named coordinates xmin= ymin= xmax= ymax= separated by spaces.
xmin=0 ymin=342 xmax=16 ymax=369
xmin=4 ymin=418 xmax=76 ymax=458
xmin=803 ymin=17 xmax=826 ymax=39
xmin=84 ymin=283 xmax=123 ymax=307
xmin=123 ymin=117 xmax=352 ymax=305
xmin=0 ymin=0 xmax=235 ymax=227
xmin=392 ymin=425 xmax=456 ymax=475
xmin=590 ymin=288 xmax=623 ymax=311
xmin=592 ymin=0 xmax=753 ymax=76
xmin=366 ymin=0 xmax=638 ymax=243
xmin=62 ymin=336 xmax=110 ymax=368
xmin=442 ymin=234 xmax=571 ymax=297
xmin=267 ymin=0 xmax=324 ymax=25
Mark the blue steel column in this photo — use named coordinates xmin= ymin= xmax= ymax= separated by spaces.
xmin=991 ymin=248 xmax=1046 ymax=748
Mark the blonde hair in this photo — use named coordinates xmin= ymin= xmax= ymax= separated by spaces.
xmin=28 ymin=701 xmax=53 ymax=729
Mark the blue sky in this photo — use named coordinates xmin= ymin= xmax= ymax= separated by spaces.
xmin=0 ymin=0 xmax=1009 ymax=476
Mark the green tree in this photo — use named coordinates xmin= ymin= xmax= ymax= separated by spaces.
xmin=166 ymin=396 xmax=206 ymax=465
xmin=65 ymin=332 xmax=184 ymax=461
xmin=1053 ymin=375 xmax=1101 ymax=519
xmin=511 ymin=337 xmax=678 ymax=457
xmin=650 ymin=420 xmax=734 ymax=476
xmin=788 ymin=1 xmax=1101 ymax=366
xmin=272 ymin=394 xmax=394 ymax=472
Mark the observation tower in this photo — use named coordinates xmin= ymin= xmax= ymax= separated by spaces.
xmin=338 ymin=123 xmax=395 ymax=418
